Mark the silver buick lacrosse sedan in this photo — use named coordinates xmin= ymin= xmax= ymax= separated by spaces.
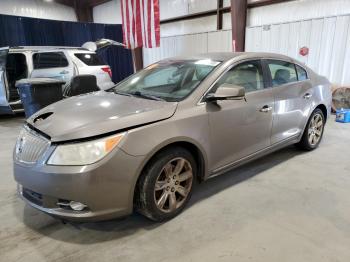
xmin=14 ymin=52 xmax=332 ymax=222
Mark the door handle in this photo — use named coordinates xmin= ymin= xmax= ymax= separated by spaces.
xmin=59 ymin=70 xmax=69 ymax=75
xmin=259 ymin=105 xmax=273 ymax=113
xmin=303 ymin=93 xmax=312 ymax=99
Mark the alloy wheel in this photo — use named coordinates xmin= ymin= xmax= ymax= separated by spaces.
xmin=154 ymin=157 xmax=193 ymax=213
xmin=308 ymin=113 xmax=323 ymax=146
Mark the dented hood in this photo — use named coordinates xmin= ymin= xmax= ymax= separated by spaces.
xmin=27 ymin=91 xmax=177 ymax=142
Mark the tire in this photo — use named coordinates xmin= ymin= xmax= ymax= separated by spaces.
xmin=296 ymin=108 xmax=325 ymax=151
xmin=135 ymin=147 xmax=196 ymax=222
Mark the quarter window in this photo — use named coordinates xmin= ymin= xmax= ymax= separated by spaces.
xmin=296 ymin=64 xmax=308 ymax=81
xmin=267 ymin=60 xmax=297 ymax=87
xmin=212 ymin=60 xmax=265 ymax=93
xmin=33 ymin=52 xmax=69 ymax=69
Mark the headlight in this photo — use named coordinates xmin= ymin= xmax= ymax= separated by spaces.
xmin=47 ymin=133 xmax=125 ymax=166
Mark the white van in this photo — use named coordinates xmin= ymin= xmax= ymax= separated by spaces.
xmin=0 ymin=40 xmax=124 ymax=114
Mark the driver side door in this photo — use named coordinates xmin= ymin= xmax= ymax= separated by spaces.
xmin=206 ymin=60 xmax=274 ymax=172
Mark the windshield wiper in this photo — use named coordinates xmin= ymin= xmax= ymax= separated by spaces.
xmin=130 ymin=91 xmax=165 ymax=101
xmin=112 ymin=90 xmax=134 ymax=97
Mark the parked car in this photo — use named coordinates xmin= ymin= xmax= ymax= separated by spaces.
xmin=0 ymin=39 xmax=123 ymax=114
xmin=13 ymin=52 xmax=332 ymax=222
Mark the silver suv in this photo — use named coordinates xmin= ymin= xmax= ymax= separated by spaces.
xmin=0 ymin=40 xmax=122 ymax=114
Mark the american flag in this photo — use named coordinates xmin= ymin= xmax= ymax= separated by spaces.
xmin=120 ymin=0 xmax=160 ymax=49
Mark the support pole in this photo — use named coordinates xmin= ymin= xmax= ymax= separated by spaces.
xmin=217 ymin=0 xmax=223 ymax=30
xmin=230 ymin=0 xmax=247 ymax=52
xmin=74 ymin=0 xmax=93 ymax=22
xmin=132 ymin=47 xmax=144 ymax=72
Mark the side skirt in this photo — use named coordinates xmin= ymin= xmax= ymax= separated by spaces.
xmin=207 ymin=134 xmax=300 ymax=180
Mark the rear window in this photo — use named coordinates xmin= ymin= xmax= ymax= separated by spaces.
xmin=33 ymin=52 xmax=69 ymax=69
xmin=74 ymin=53 xmax=105 ymax=66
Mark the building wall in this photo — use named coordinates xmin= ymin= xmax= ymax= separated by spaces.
xmin=247 ymin=0 xmax=350 ymax=27
xmin=0 ymin=0 xmax=77 ymax=21
xmin=93 ymin=0 xmax=122 ymax=24
xmin=92 ymin=0 xmax=232 ymax=66
xmin=143 ymin=30 xmax=232 ymax=66
xmin=246 ymin=0 xmax=350 ymax=85
xmin=93 ymin=0 xmax=231 ymax=36
xmin=160 ymin=0 xmax=231 ymax=20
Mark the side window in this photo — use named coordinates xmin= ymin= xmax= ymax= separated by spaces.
xmin=296 ymin=64 xmax=308 ymax=81
xmin=267 ymin=60 xmax=297 ymax=87
xmin=212 ymin=60 xmax=265 ymax=93
xmin=33 ymin=52 xmax=69 ymax=69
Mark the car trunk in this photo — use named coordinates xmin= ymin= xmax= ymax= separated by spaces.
xmin=82 ymin=39 xmax=125 ymax=52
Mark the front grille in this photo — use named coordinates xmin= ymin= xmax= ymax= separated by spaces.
xmin=15 ymin=126 xmax=50 ymax=164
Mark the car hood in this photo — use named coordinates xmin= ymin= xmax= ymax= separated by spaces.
xmin=27 ymin=91 xmax=178 ymax=142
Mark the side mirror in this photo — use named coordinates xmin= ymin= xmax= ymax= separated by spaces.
xmin=205 ymin=84 xmax=245 ymax=102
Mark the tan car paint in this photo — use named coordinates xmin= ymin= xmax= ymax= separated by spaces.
xmin=14 ymin=52 xmax=332 ymax=221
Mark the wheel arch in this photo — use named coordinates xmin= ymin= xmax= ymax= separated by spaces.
xmin=131 ymin=138 xmax=208 ymax=207
xmin=298 ymin=103 xmax=328 ymax=142
xmin=139 ymin=138 xmax=208 ymax=181
xmin=315 ymin=104 xmax=328 ymax=122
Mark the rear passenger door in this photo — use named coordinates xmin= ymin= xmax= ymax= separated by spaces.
xmin=30 ymin=51 xmax=74 ymax=86
xmin=264 ymin=59 xmax=313 ymax=144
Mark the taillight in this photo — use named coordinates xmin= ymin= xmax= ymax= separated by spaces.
xmin=101 ymin=67 xmax=112 ymax=78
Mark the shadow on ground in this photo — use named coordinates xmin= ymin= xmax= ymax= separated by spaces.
xmin=16 ymin=144 xmax=305 ymax=244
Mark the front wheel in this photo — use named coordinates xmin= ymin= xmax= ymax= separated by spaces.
xmin=135 ymin=147 xmax=196 ymax=222
xmin=296 ymin=108 xmax=325 ymax=150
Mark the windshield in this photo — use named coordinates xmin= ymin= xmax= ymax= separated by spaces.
xmin=109 ymin=59 xmax=221 ymax=102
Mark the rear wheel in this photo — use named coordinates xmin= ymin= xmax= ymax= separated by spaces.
xmin=135 ymin=147 xmax=196 ymax=222
xmin=296 ymin=108 xmax=325 ymax=150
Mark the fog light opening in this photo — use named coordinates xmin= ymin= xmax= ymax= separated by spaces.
xmin=69 ymin=201 xmax=87 ymax=211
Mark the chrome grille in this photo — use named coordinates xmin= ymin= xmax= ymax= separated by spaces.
xmin=15 ymin=126 xmax=50 ymax=164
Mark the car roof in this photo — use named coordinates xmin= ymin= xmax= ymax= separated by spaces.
xmin=7 ymin=46 xmax=88 ymax=52
xmin=165 ymin=52 xmax=295 ymax=63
